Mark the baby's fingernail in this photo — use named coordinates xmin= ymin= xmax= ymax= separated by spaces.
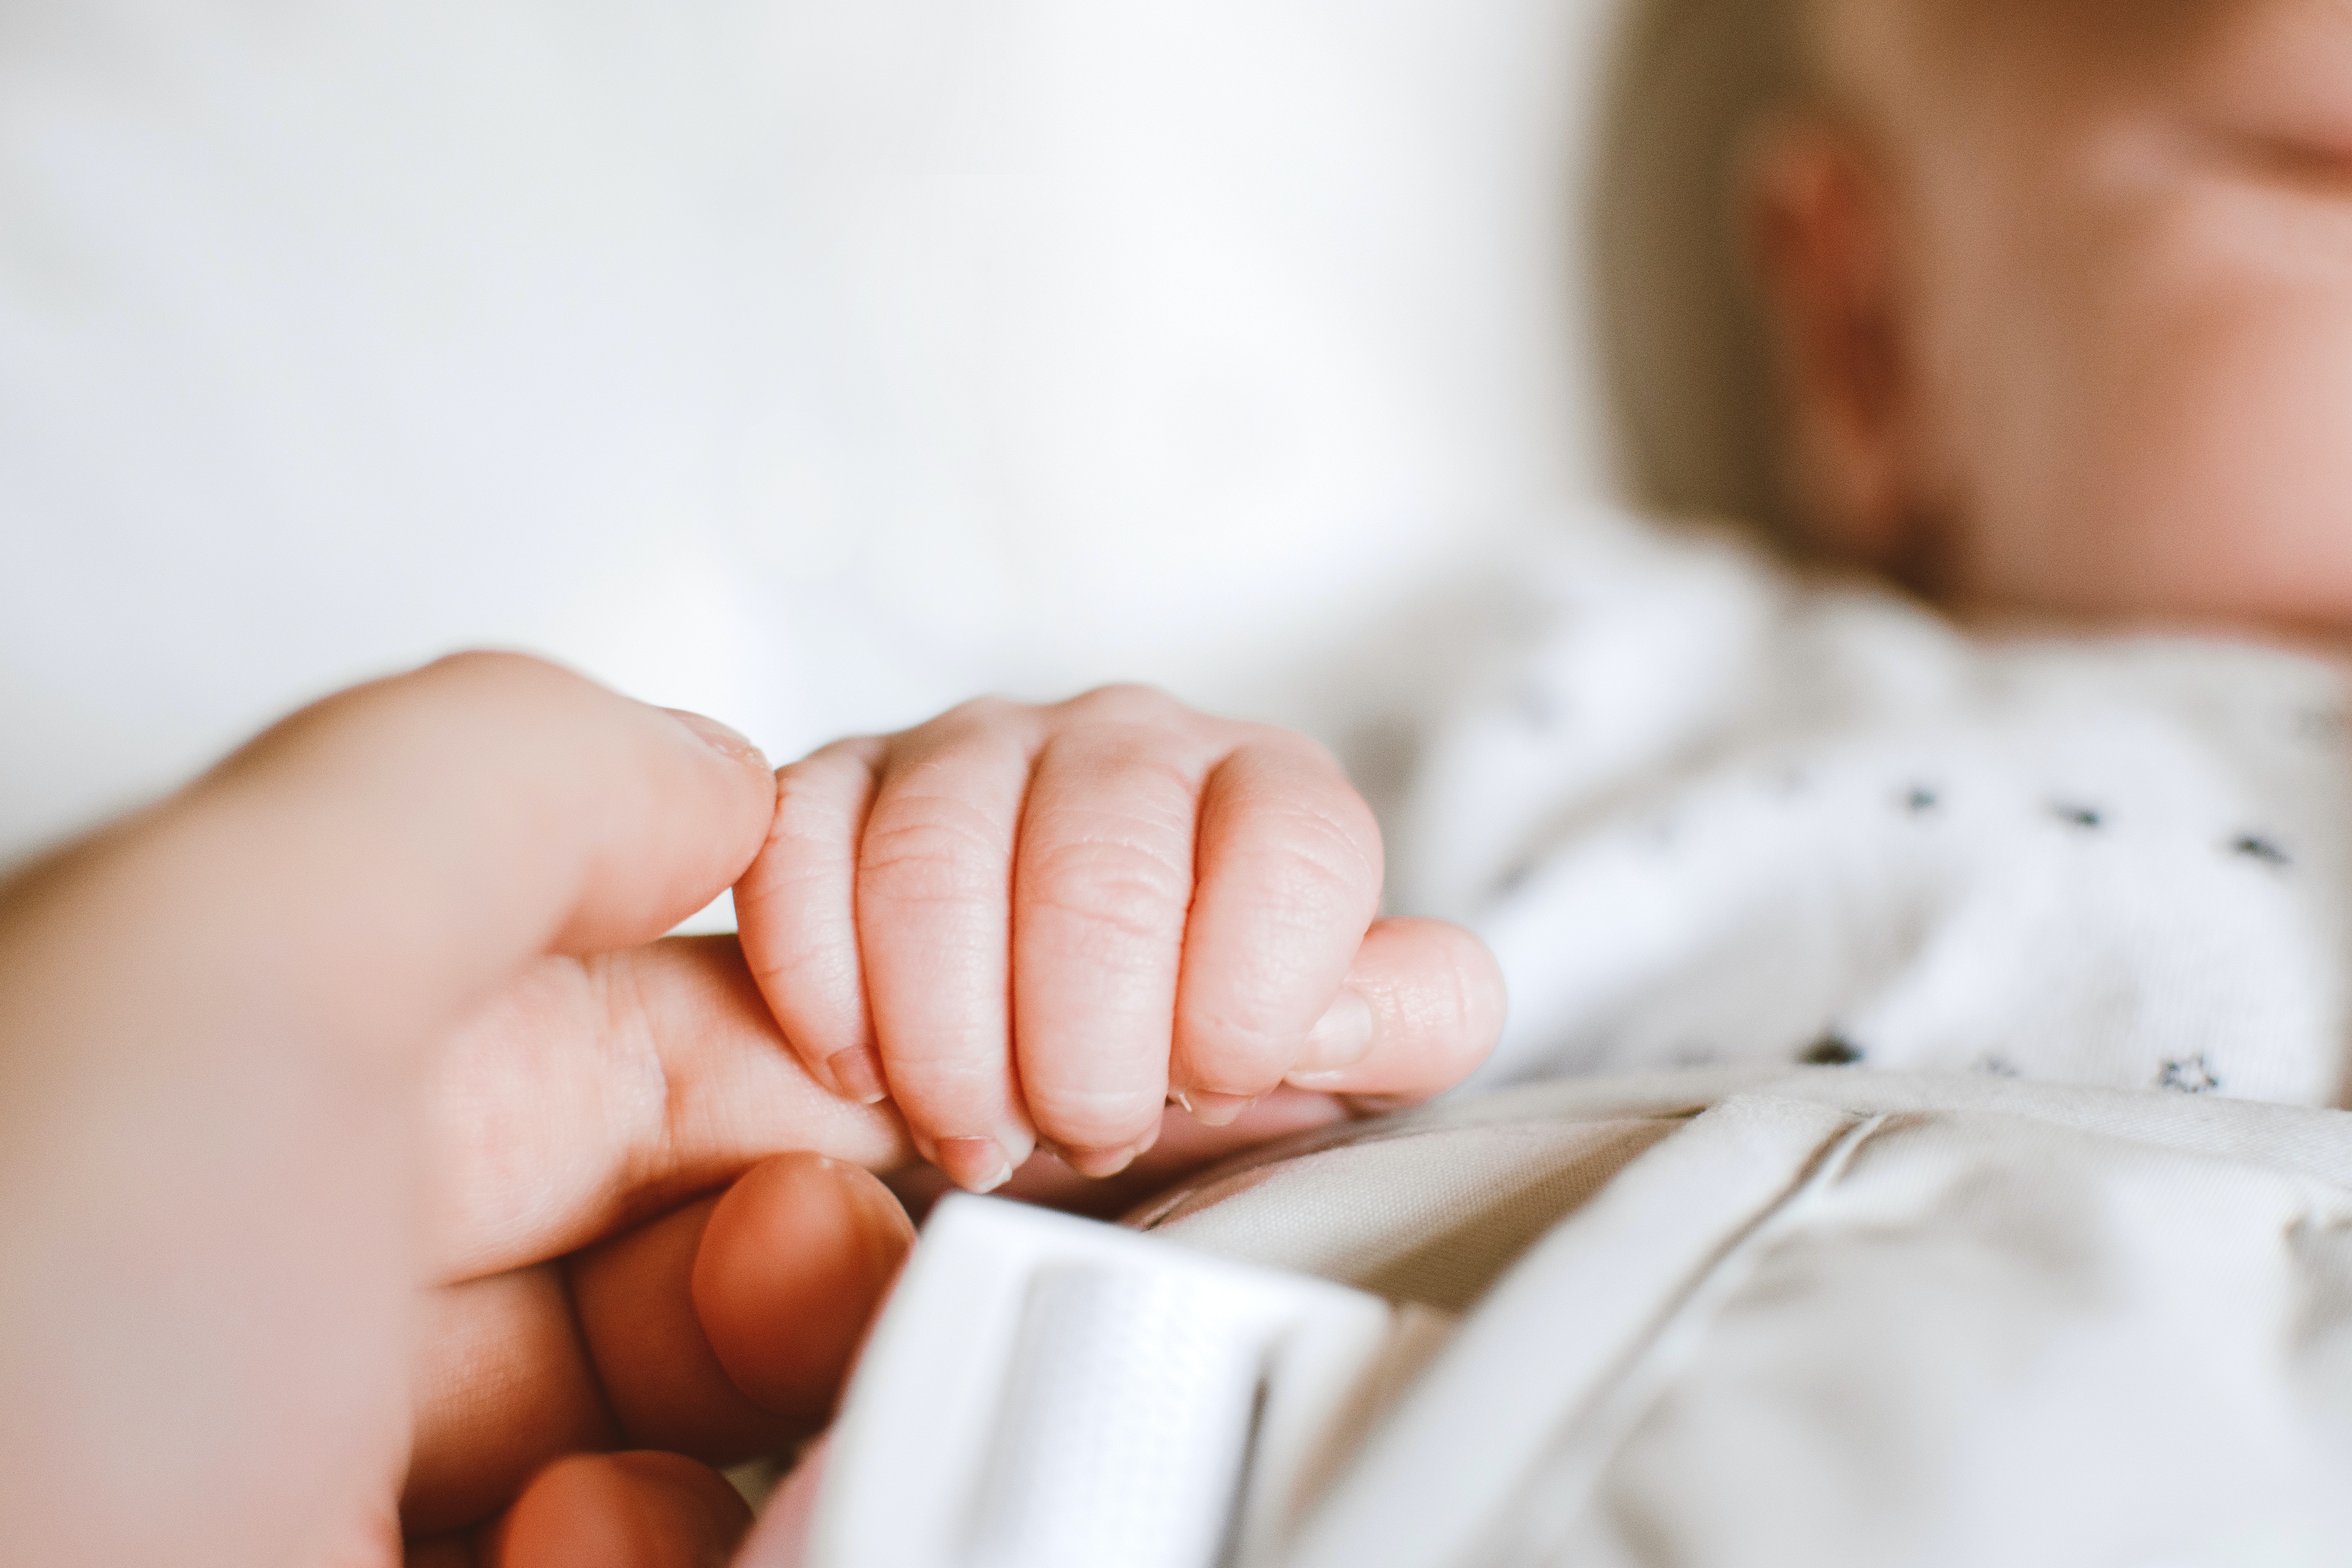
xmin=1168 ymin=1089 xmax=1196 ymax=1114
xmin=1295 ymin=988 xmax=1375 ymax=1075
xmin=1184 ymin=1091 xmax=1260 ymax=1128
xmin=1060 ymin=1125 xmax=1160 ymax=1180
xmin=936 ymin=1138 xmax=1013 ymax=1194
xmin=826 ymin=1045 xmax=888 ymax=1105
xmin=1061 ymin=1143 xmax=1141 ymax=1180
xmin=663 ymin=708 xmax=769 ymax=770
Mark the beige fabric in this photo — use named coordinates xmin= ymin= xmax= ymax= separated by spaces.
xmin=1138 ymin=1117 xmax=1678 ymax=1312
xmin=1569 ymin=1109 xmax=2352 ymax=1567
xmin=1144 ymin=1070 xmax=2352 ymax=1567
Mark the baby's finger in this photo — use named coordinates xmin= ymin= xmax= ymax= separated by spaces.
xmin=1171 ymin=737 xmax=1383 ymax=1120
xmin=735 ymin=739 xmax=889 ymax=1104
xmin=857 ymin=701 xmax=1041 ymax=1192
xmin=1283 ymin=917 xmax=1506 ymax=1100
xmin=1011 ymin=704 xmax=1206 ymax=1174
xmin=886 ymin=1091 xmax=1353 ymax=1223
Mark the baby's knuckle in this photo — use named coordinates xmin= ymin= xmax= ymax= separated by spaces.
xmin=858 ymin=807 xmax=1007 ymax=904
xmin=1063 ymin=682 xmax=1176 ymax=723
xmin=1254 ymin=809 xmax=1381 ymax=911
xmin=1238 ymin=719 xmax=1343 ymax=765
xmin=770 ymin=768 xmax=860 ymax=836
xmin=1025 ymin=841 xmax=1191 ymax=946
xmin=933 ymin=693 xmax=1030 ymax=735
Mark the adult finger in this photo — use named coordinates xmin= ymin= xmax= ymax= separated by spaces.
xmin=0 ymin=652 xmax=783 ymax=1568
xmin=1011 ymin=692 xmax=1212 ymax=1174
xmin=1169 ymin=734 xmax=1383 ymax=1122
xmin=402 ymin=1261 xmax=620 ymax=1539
xmin=1281 ymin=918 xmax=1507 ymax=1100
xmin=197 ymin=652 xmax=780 ymax=974
xmin=734 ymin=739 xmax=891 ymax=1105
xmin=485 ymin=1451 xmax=751 ymax=1568
xmin=569 ymin=1158 xmax=909 ymax=1464
xmin=426 ymin=936 xmax=909 ymax=1288
xmin=568 ymin=1198 xmax=812 ymax=1467
xmin=404 ymin=1156 xmax=911 ymax=1537
xmin=854 ymin=699 xmax=1042 ymax=1193
xmin=692 ymin=1153 xmax=914 ymax=1418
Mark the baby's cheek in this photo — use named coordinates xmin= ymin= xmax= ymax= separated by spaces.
xmin=2092 ymin=243 xmax=2352 ymax=621
xmin=1962 ymin=183 xmax=2352 ymax=627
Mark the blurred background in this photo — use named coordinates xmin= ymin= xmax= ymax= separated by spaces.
xmin=0 ymin=0 xmax=1785 ymax=887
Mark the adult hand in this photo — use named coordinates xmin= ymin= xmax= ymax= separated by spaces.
xmin=0 ymin=654 xmax=914 ymax=1567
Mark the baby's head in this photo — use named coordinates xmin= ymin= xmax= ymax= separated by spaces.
xmin=1743 ymin=0 xmax=2352 ymax=637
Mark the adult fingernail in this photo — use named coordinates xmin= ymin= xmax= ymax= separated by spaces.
xmin=664 ymin=707 xmax=769 ymax=770
xmin=936 ymin=1137 xmax=1013 ymax=1194
xmin=826 ymin=1045 xmax=889 ymax=1105
xmin=1294 ymin=987 xmax=1375 ymax=1075
xmin=1184 ymin=1091 xmax=1260 ymax=1128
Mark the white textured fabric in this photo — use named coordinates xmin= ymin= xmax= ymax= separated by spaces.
xmin=800 ymin=1194 xmax=1416 ymax=1568
xmin=1396 ymin=512 xmax=2352 ymax=1108
xmin=966 ymin=1265 xmax=1265 ymax=1568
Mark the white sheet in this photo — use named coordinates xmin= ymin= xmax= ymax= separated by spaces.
xmin=0 ymin=0 xmax=1624 ymax=868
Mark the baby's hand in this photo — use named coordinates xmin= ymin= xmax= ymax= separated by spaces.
xmin=735 ymin=686 xmax=1503 ymax=1192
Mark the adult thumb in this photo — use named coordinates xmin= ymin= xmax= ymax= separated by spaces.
xmin=0 ymin=651 xmax=778 ymax=1568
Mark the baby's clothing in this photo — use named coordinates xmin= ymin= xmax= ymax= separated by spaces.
xmin=1397 ymin=511 xmax=2352 ymax=1107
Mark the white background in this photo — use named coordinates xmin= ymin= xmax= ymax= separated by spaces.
xmin=0 ymin=0 xmax=1632 ymax=870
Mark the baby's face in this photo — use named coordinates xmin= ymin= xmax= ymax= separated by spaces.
xmin=1779 ymin=0 xmax=2352 ymax=640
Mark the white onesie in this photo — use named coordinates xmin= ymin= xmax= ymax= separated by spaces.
xmin=1395 ymin=511 xmax=2352 ymax=1108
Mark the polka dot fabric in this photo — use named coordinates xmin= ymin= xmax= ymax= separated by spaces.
xmin=1396 ymin=513 xmax=2352 ymax=1108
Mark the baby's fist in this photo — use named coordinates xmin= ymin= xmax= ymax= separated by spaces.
xmin=734 ymin=687 xmax=1502 ymax=1192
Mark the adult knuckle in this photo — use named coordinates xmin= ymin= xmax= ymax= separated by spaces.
xmin=426 ymin=648 xmax=566 ymax=689
xmin=395 ymin=650 xmax=584 ymax=736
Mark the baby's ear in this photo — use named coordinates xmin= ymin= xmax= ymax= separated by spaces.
xmin=1742 ymin=113 xmax=1927 ymax=570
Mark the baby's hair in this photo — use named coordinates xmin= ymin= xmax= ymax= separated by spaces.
xmin=1588 ymin=0 xmax=1819 ymax=547
xmin=1589 ymin=0 xmax=2205 ymax=555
